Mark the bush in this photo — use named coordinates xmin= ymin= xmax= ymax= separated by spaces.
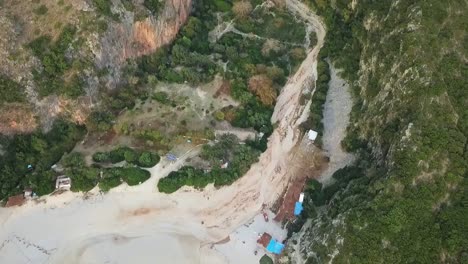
xmin=92 ymin=152 xmax=111 ymax=163
xmin=34 ymin=5 xmax=48 ymax=15
xmin=109 ymin=147 xmax=132 ymax=163
xmin=259 ymin=255 xmax=273 ymax=264
xmin=0 ymin=75 xmax=25 ymax=104
xmin=158 ymin=134 xmax=260 ymax=193
xmin=62 ymin=152 xmax=85 ymax=168
xmin=93 ymin=0 xmax=112 ymax=17
xmin=124 ymin=149 xmax=138 ymax=164
xmin=121 ymin=167 xmax=151 ymax=185
xmin=137 ymin=151 xmax=160 ymax=167
xmin=94 ymin=147 xmax=160 ymax=168
xmin=99 ymin=176 xmax=121 ymax=192
xmin=144 ymin=0 xmax=163 ymax=14
xmin=152 ymin=91 xmax=171 ymax=105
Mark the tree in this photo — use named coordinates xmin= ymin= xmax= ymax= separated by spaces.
xmin=232 ymin=1 xmax=253 ymax=18
xmin=137 ymin=152 xmax=160 ymax=168
xmin=248 ymin=75 xmax=276 ymax=106
xmin=266 ymin=65 xmax=285 ymax=83
xmin=62 ymin=152 xmax=85 ymax=168
xmin=261 ymin=39 xmax=281 ymax=57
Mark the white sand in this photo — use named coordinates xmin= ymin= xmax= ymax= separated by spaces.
xmin=211 ymin=210 xmax=286 ymax=263
xmin=0 ymin=1 xmax=326 ymax=263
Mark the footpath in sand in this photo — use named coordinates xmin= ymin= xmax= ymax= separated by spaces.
xmin=0 ymin=1 xmax=326 ymax=263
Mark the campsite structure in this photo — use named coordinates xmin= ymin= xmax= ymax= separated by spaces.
xmin=294 ymin=192 xmax=305 ymax=216
xmin=307 ymin=130 xmax=318 ymax=141
xmin=257 ymin=233 xmax=285 ymax=255
xmin=55 ymin=176 xmax=71 ymax=190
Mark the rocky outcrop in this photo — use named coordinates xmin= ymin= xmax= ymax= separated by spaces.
xmin=96 ymin=0 xmax=192 ymax=87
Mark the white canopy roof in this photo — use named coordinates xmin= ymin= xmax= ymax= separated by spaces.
xmin=308 ymin=130 xmax=318 ymax=141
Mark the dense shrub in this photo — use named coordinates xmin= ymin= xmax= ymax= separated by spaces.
xmin=158 ymin=134 xmax=260 ymax=193
xmin=28 ymin=25 xmax=85 ymax=98
xmin=144 ymin=0 xmax=163 ymax=14
xmin=99 ymin=176 xmax=121 ymax=192
xmin=0 ymin=75 xmax=25 ymax=104
xmin=106 ymin=167 xmax=151 ymax=186
xmin=137 ymin=151 xmax=160 ymax=167
xmin=93 ymin=147 xmax=160 ymax=168
xmin=93 ymin=0 xmax=113 ymax=17
xmin=0 ymin=120 xmax=85 ymax=199
xmin=92 ymin=152 xmax=110 ymax=163
xmin=87 ymin=111 xmax=114 ymax=132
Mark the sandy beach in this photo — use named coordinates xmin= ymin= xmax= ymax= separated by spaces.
xmin=0 ymin=1 xmax=326 ymax=263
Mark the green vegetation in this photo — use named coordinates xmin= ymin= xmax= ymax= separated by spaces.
xmin=143 ymin=0 xmax=163 ymax=15
xmin=134 ymin=0 xmax=309 ymax=134
xmin=300 ymin=53 xmax=330 ymax=146
xmin=62 ymin=152 xmax=151 ymax=192
xmin=259 ymin=254 xmax=273 ymax=264
xmin=294 ymin=0 xmax=468 ymax=263
xmin=0 ymin=75 xmax=25 ymax=104
xmin=239 ymin=6 xmax=306 ymax=43
xmin=151 ymin=91 xmax=174 ymax=106
xmin=158 ymin=134 xmax=260 ymax=193
xmin=93 ymin=146 xmax=160 ymax=168
xmin=0 ymin=120 xmax=85 ymax=199
xmin=93 ymin=0 xmax=114 ymax=17
xmin=87 ymin=111 xmax=114 ymax=132
xmin=106 ymin=167 xmax=151 ymax=186
xmin=28 ymin=25 xmax=85 ymax=98
xmin=34 ymin=4 xmax=48 ymax=15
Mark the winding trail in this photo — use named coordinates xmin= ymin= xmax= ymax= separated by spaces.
xmin=0 ymin=1 xmax=326 ymax=263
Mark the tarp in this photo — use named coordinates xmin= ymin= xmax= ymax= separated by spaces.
xmin=294 ymin=202 xmax=303 ymax=216
xmin=266 ymin=239 xmax=285 ymax=255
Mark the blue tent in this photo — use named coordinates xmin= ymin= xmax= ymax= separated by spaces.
xmin=294 ymin=202 xmax=303 ymax=216
xmin=266 ymin=239 xmax=285 ymax=255
xmin=166 ymin=154 xmax=177 ymax=161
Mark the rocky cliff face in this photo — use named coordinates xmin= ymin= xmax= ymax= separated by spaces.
xmin=288 ymin=0 xmax=468 ymax=263
xmin=96 ymin=0 xmax=192 ymax=87
xmin=0 ymin=0 xmax=192 ymax=133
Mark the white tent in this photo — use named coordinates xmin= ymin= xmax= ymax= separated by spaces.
xmin=308 ymin=130 xmax=318 ymax=141
xmin=299 ymin=192 xmax=305 ymax=203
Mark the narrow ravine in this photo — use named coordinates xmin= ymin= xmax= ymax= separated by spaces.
xmin=287 ymin=63 xmax=355 ymax=264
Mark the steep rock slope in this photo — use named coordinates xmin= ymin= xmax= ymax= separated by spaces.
xmin=290 ymin=0 xmax=467 ymax=263
xmin=0 ymin=0 xmax=191 ymax=133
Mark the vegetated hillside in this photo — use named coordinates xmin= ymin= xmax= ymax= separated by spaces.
xmin=0 ymin=0 xmax=191 ymax=133
xmin=290 ymin=0 xmax=467 ymax=263
xmin=0 ymin=0 xmax=311 ymax=200
xmin=0 ymin=0 xmax=191 ymax=199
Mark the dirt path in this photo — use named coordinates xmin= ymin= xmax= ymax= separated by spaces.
xmin=0 ymin=1 xmax=326 ymax=263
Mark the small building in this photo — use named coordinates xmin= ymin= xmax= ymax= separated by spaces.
xmin=257 ymin=233 xmax=285 ymax=255
xmin=307 ymin=130 xmax=318 ymax=141
xmin=55 ymin=176 xmax=71 ymax=190
xmin=23 ymin=188 xmax=33 ymax=199
xmin=257 ymin=233 xmax=272 ymax=248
